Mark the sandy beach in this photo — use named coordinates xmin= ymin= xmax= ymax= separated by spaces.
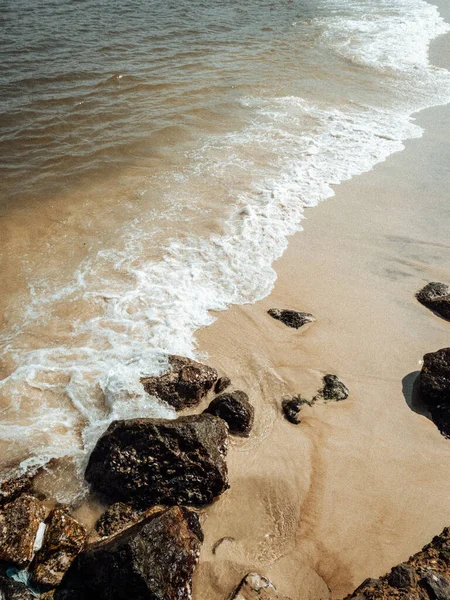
xmin=193 ymin=6 xmax=450 ymax=598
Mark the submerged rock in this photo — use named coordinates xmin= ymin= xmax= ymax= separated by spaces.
xmin=417 ymin=282 xmax=450 ymax=321
xmin=55 ymin=506 xmax=202 ymax=600
xmin=85 ymin=414 xmax=229 ymax=508
xmin=281 ymin=396 xmax=311 ymax=425
xmin=267 ymin=309 xmax=315 ymax=330
xmin=214 ymin=377 xmax=231 ymax=394
xmin=231 ymin=573 xmax=292 ymax=600
xmin=0 ymin=576 xmax=34 ymax=600
xmin=320 ymin=374 xmax=349 ymax=401
xmin=204 ymin=391 xmax=254 ymax=436
xmin=419 ymin=347 xmax=450 ymax=437
xmin=95 ymin=503 xmax=139 ymax=539
xmin=0 ymin=495 xmax=45 ymax=567
xmin=141 ymin=355 xmax=218 ymax=410
xmin=29 ymin=508 xmax=86 ymax=589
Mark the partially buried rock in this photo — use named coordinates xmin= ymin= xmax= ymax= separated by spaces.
xmin=268 ymin=309 xmax=315 ymax=330
xmin=320 ymin=374 xmax=349 ymax=401
xmin=0 ymin=576 xmax=34 ymax=600
xmin=141 ymin=355 xmax=218 ymax=410
xmin=416 ymin=282 xmax=450 ymax=321
xmin=29 ymin=508 xmax=86 ymax=589
xmin=282 ymin=396 xmax=311 ymax=425
xmin=0 ymin=495 xmax=45 ymax=567
xmin=55 ymin=506 xmax=202 ymax=600
xmin=204 ymin=391 xmax=254 ymax=436
xmin=85 ymin=414 xmax=229 ymax=507
xmin=419 ymin=347 xmax=450 ymax=437
xmin=387 ymin=563 xmax=416 ymax=589
xmin=231 ymin=573 xmax=292 ymax=600
xmin=95 ymin=503 xmax=139 ymax=538
xmin=215 ymin=376 xmax=231 ymax=394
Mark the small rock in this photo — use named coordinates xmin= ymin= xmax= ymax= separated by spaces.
xmin=29 ymin=508 xmax=86 ymax=589
xmin=0 ymin=576 xmax=34 ymax=600
xmin=0 ymin=495 xmax=45 ymax=567
xmin=95 ymin=503 xmax=139 ymax=538
xmin=387 ymin=563 xmax=417 ymax=589
xmin=231 ymin=572 xmax=292 ymax=600
xmin=268 ymin=309 xmax=315 ymax=330
xmin=215 ymin=377 xmax=231 ymax=394
xmin=281 ymin=396 xmax=310 ymax=425
xmin=416 ymin=282 xmax=450 ymax=321
xmin=320 ymin=374 xmax=349 ymax=401
xmin=421 ymin=570 xmax=450 ymax=599
xmin=204 ymin=391 xmax=254 ymax=436
xmin=55 ymin=506 xmax=203 ymax=600
xmin=85 ymin=414 xmax=229 ymax=507
xmin=141 ymin=355 xmax=218 ymax=410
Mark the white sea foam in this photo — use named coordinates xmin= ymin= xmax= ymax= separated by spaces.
xmin=0 ymin=0 xmax=449 ymax=498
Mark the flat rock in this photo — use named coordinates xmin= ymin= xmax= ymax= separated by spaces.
xmin=0 ymin=495 xmax=45 ymax=567
xmin=204 ymin=391 xmax=254 ymax=436
xmin=0 ymin=576 xmax=34 ymax=600
xmin=214 ymin=377 xmax=231 ymax=394
xmin=141 ymin=355 xmax=218 ymax=410
xmin=281 ymin=396 xmax=311 ymax=425
xmin=55 ymin=506 xmax=202 ymax=600
xmin=267 ymin=309 xmax=315 ymax=330
xmin=29 ymin=508 xmax=86 ymax=589
xmin=231 ymin=573 xmax=292 ymax=600
xmin=85 ymin=414 xmax=229 ymax=507
xmin=320 ymin=374 xmax=349 ymax=401
xmin=95 ymin=503 xmax=139 ymax=538
xmin=417 ymin=282 xmax=450 ymax=321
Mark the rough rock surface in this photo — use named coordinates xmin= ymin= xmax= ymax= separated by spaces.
xmin=214 ymin=377 xmax=231 ymax=394
xmin=204 ymin=391 xmax=254 ymax=436
xmin=417 ymin=282 xmax=450 ymax=321
xmin=231 ymin=573 xmax=292 ymax=600
xmin=281 ymin=396 xmax=311 ymax=425
xmin=95 ymin=503 xmax=139 ymax=538
xmin=55 ymin=506 xmax=202 ymax=600
xmin=419 ymin=348 xmax=450 ymax=438
xmin=141 ymin=355 xmax=218 ymax=410
xmin=344 ymin=526 xmax=450 ymax=599
xmin=29 ymin=508 xmax=86 ymax=589
xmin=267 ymin=308 xmax=315 ymax=330
xmin=0 ymin=576 xmax=34 ymax=600
xmin=0 ymin=495 xmax=45 ymax=567
xmin=320 ymin=374 xmax=349 ymax=401
xmin=85 ymin=414 xmax=229 ymax=507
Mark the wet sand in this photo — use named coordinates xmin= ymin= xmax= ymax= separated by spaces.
xmin=193 ymin=9 xmax=450 ymax=599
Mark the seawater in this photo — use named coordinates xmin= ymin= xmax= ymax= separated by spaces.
xmin=1 ymin=0 xmax=449 ymax=499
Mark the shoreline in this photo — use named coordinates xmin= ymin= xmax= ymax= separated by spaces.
xmin=193 ymin=3 xmax=450 ymax=598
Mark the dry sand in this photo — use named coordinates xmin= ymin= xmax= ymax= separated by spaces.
xmin=192 ymin=7 xmax=450 ymax=598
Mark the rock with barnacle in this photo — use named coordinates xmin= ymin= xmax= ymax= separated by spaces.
xmin=267 ymin=309 xmax=315 ymax=330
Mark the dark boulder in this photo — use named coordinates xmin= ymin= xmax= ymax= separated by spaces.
xmin=419 ymin=348 xmax=450 ymax=409
xmin=85 ymin=414 xmax=229 ymax=508
xmin=29 ymin=508 xmax=86 ymax=589
xmin=387 ymin=563 xmax=416 ymax=589
xmin=320 ymin=374 xmax=349 ymax=401
xmin=214 ymin=377 xmax=231 ymax=394
xmin=204 ymin=391 xmax=254 ymax=436
xmin=421 ymin=570 xmax=450 ymax=599
xmin=268 ymin=309 xmax=315 ymax=330
xmin=0 ymin=495 xmax=45 ymax=567
xmin=231 ymin=573 xmax=292 ymax=600
xmin=281 ymin=396 xmax=311 ymax=425
xmin=55 ymin=506 xmax=202 ymax=600
xmin=95 ymin=503 xmax=139 ymax=538
xmin=0 ymin=576 xmax=34 ymax=600
xmin=417 ymin=282 xmax=450 ymax=321
xmin=141 ymin=355 xmax=218 ymax=410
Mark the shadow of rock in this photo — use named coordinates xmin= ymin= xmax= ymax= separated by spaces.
xmin=402 ymin=371 xmax=432 ymax=420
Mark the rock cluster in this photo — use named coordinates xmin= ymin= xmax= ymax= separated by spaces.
xmin=416 ymin=282 xmax=450 ymax=321
xmin=282 ymin=396 xmax=311 ymax=424
xmin=282 ymin=375 xmax=349 ymax=424
xmin=268 ymin=308 xmax=316 ymax=330
xmin=419 ymin=347 xmax=450 ymax=438
xmin=204 ymin=391 xmax=254 ymax=436
xmin=344 ymin=526 xmax=450 ymax=599
xmin=231 ymin=573 xmax=292 ymax=600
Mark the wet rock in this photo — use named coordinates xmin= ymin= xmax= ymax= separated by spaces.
xmin=231 ymin=572 xmax=292 ymax=600
xmin=95 ymin=503 xmax=139 ymax=538
xmin=141 ymin=355 xmax=218 ymax=410
xmin=320 ymin=374 xmax=349 ymax=401
xmin=417 ymin=282 xmax=450 ymax=321
xmin=85 ymin=414 xmax=229 ymax=508
xmin=29 ymin=508 xmax=86 ymax=589
xmin=0 ymin=576 xmax=34 ymax=600
xmin=421 ymin=570 xmax=450 ymax=599
xmin=0 ymin=495 xmax=45 ymax=567
xmin=215 ymin=377 xmax=231 ymax=394
xmin=267 ymin=308 xmax=315 ymax=330
xmin=387 ymin=563 xmax=417 ymax=589
xmin=281 ymin=396 xmax=311 ymax=425
xmin=0 ymin=471 xmax=36 ymax=508
xmin=204 ymin=391 xmax=254 ymax=436
xmin=55 ymin=506 xmax=202 ymax=600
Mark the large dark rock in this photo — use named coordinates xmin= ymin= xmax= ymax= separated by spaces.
xmin=85 ymin=414 xmax=229 ymax=508
xmin=419 ymin=348 xmax=450 ymax=409
xmin=387 ymin=563 xmax=416 ymax=589
xmin=320 ymin=374 xmax=349 ymax=401
xmin=421 ymin=570 xmax=450 ymax=599
xmin=55 ymin=506 xmax=202 ymax=600
xmin=0 ymin=495 xmax=45 ymax=567
xmin=29 ymin=508 xmax=86 ymax=589
xmin=281 ymin=396 xmax=311 ymax=425
xmin=0 ymin=576 xmax=34 ymax=600
xmin=95 ymin=503 xmax=139 ymax=539
xmin=267 ymin=309 xmax=315 ymax=330
xmin=417 ymin=282 xmax=450 ymax=321
xmin=204 ymin=391 xmax=254 ymax=437
xmin=141 ymin=355 xmax=218 ymax=411
xmin=231 ymin=573 xmax=292 ymax=600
